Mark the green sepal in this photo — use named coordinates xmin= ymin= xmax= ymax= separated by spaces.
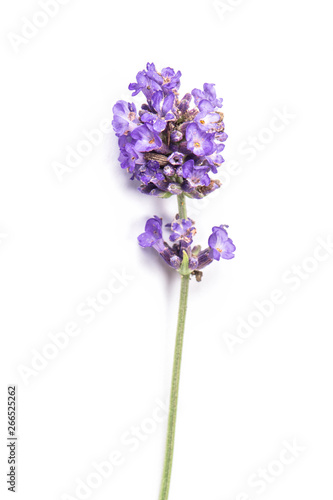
xmin=159 ymin=192 xmax=173 ymax=199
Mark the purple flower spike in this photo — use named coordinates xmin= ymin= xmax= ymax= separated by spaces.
xmin=114 ymin=63 xmax=229 ymax=199
xmin=208 ymin=226 xmax=236 ymax=260
xmin=186 ymin=123 xmax=216 ymax=157
xmin=138 ymin=216 xmax=165 ymax=253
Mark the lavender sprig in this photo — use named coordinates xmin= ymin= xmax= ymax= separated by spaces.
xmin=112 ymin=63 xmax=236 ymax=500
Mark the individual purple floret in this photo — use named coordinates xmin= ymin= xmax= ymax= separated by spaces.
xmin=129 ymin=63 xmax=182 ymax=99
xmin=194 ymin=100 xmax=223 ymax=133
xmin=208 ymin=225 xmax=236 ymax=260
xmin=191 ymin=83 xmax=223 ymax=108
xmin=186 ymin=123 xmax=216 ymax=157
xmin=145 ymin=64 xmax=182 ymax=94
xmin=137 ymin=216 xmax=165 ymax=253
xmin=182 ymin=160 xmax=210 ymax=189
xmin=112 ymin=63 xmax=227 ymax=199
xmin=159 ymin=67 xmax=182 ymax=92
xmin=205 ymin=143 xmax=225 ymax=173
xmin=118 ymin=135 xmax=144 ymax=172
xmin=136 ymin=160 xmax=164 ymax=186
xmin=131 ymin=125 xmax=162 ymax=152
xmin=112 ymin=101 xmax=139 ymax=137
xmin=140 ymin=91 xmax=176 ymax=133
xmin=129 ymin=66 xmax=161 ymax=100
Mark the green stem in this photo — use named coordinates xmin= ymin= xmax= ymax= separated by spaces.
xmin=158 ymin=194 xmax=190 ymax=500
xmin=177 ymin=192 xmax=187 ymax=219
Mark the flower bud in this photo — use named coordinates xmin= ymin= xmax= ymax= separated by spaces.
xmin=170 ymin=130 xmax=183 ymax=142
xmin=163 ymin=165 xmax=175 ymax=176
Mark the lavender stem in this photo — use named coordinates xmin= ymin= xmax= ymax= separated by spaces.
xmin=158 ymin=194 xmax=189 ymax=500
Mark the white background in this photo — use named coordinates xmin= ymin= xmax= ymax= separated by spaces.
xmin=1 ymin=0 xmax=333 ymax=499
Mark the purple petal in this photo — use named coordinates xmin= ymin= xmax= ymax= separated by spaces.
xmin=162 ymin=93 xmax=175 ymax=115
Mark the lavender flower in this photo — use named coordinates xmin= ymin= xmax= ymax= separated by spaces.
xmin=140 ymin=91 xmax=176 ymax=132
xmin=194 ymin=100 xmax=223 ymax=133
xmin=112 ymin=101 xmax=138 ymax=137
xmin=131 ymin=125 xmax=162 ymax=152
xmin=185 ymin=123 xmax=216 ymax=157
xmin=118 ymin=135 xmax=144 ymax=172
xmin=114 ymin=64 xmax=237 ymax=500
xmin=205 ymin=143 xmax=225 ymax=173
xmin=112 ymin=63 xmax=227 ymax=199
xmin=137 ymin=216 xmax=165 ymax=252
xmin=146 ymin=64 xmax=182 ymax=93
xmin=129 ymin=66 xmax=161 ymax=99
xmin=208 ymin=225 xmax=236 ymax=260
xmin=158 ymin=67 xmax=182 ymax=92
xmin=182 ymin=160 xmax=210 ymax=189
xmin=191 ymin=83 xmax=223 ymax=108
xmin=136 ymin=160 xmax=164 ymax=185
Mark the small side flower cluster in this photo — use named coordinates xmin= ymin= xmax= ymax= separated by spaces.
xmin=112 ymin=63 xmax=227 ymax=199
xmin=138 ymin=215 xmax=235 ymax=278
